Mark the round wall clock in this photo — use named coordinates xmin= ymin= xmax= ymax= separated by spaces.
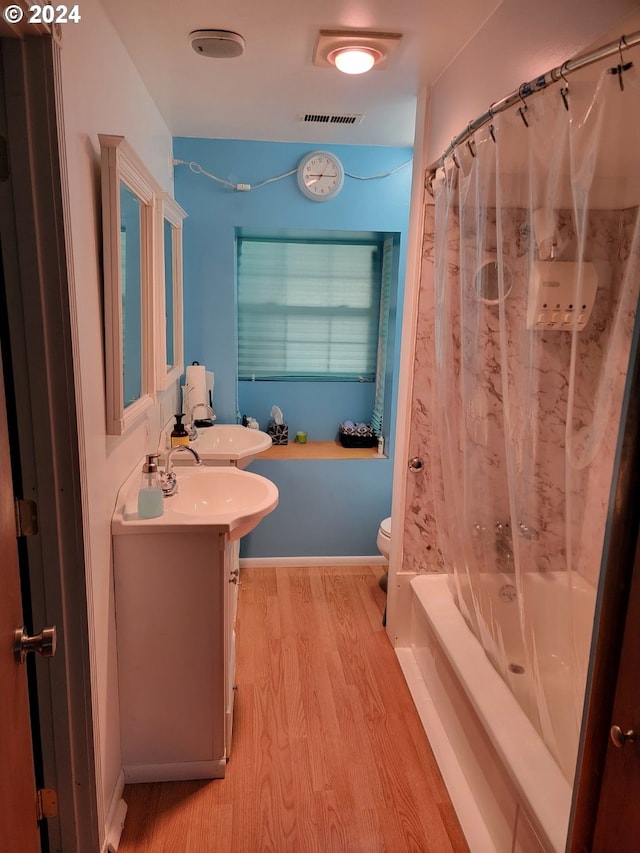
xmin=297 ymin=151 xmax=344 ymax=201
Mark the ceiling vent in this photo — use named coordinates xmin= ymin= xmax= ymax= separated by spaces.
xmin=299 ymin=113 xmax=364 ymax=126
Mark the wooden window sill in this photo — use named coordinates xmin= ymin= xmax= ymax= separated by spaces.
xmin=259 ymin=440 xmax=386 ymax=460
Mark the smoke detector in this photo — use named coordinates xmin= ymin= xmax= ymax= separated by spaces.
xmin=189 ymin=30 xmax=246 ymax=59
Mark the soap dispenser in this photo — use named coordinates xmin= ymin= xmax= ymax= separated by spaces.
xmin=170 ymin=413 xmax=189 ymax=447
xmin=137 ymin=454 xmax=164 ymax=519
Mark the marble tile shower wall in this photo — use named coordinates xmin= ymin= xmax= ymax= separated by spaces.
xmin=404 ymin=203 xmax=639 ymax=584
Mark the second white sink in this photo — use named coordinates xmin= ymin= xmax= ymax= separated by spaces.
xmin=186 ymin=424 xmax=272 ymax=468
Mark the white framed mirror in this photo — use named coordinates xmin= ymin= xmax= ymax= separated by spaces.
xmin=99 ymin=134 xmax=160 ymax=435
xmin=155 ymin=193 xmax=187 ymax=390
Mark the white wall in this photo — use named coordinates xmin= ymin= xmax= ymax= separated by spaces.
xmin=426 ymin=0 xmax=640 ymax=163
xmin=59 ymin=0 xmax=178 ymax=840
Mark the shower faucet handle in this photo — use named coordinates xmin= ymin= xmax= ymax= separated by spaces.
xmin=518 ymin=521 xmax=539 ymax=540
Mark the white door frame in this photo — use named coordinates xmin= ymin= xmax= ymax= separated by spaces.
xmin=0 ymin=33 xmax=99 ymax=852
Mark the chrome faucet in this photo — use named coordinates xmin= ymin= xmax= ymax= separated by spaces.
xmin=187 ymin=403 xmax=217 ymax=440
xmin=191 ymin=402 xmax=216 ymax=423
xmin=160 ymin=445 xmax=203 ymax=497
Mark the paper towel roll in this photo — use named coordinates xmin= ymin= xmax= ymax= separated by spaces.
xmin=185 ymin=364 xmax=207 ymax=410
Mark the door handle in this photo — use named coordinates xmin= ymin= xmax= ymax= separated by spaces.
xmin=13 ymin=625 xmax=57 ymax=664
xmin=610 ymin=725 xmax=637 ymax=748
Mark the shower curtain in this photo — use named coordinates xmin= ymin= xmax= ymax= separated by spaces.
xmin=431 ymin=54 xmax=640 ymax=781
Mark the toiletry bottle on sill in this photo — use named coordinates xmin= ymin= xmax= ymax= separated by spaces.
xmin=138 ymin=454 xmax=164 ymax=519
xmin=171 ymin=413 xmax=189 ymax=447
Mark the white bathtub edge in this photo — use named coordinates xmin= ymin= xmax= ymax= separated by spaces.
xmin=395 ymin=648 xmax=498 ymax=852
xmin=410 ymin=574 xmax=571 ymax=853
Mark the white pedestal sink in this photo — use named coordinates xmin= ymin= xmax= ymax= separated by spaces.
xmin=179 ymin=424 xmax=272 ymax=468
xmin=111 ymin=460 xmax=278 ymax=783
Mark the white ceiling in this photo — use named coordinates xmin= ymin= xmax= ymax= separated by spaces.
xmin=100 ymin=0 xmax=503 ymax=148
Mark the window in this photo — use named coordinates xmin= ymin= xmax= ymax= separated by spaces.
xmin=237 ymin=234 xmax=384 ymax=381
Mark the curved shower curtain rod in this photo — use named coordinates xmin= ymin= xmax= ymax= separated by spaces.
xmin=425 ymin=29 xmax=640 ymax=193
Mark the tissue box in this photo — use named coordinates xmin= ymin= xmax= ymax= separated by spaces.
xmin=268 ymin=421 xmax=288 ymax=445
xmin=338 ymin=422 xmax=377 ymax=448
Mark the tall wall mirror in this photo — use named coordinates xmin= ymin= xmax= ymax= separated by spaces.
xmin=120 ymin=183 xmax=144 ymax=406
xmin=99 ymin=134 xmax=160 ymax=435
xmin=156 ymin=194 xmax=186 ymax=390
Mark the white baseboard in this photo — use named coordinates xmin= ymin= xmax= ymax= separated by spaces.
xmin=101 ymin=770 xmax=127 ymax=853
xmin=239 ymin=555 xmax=388 ymax=568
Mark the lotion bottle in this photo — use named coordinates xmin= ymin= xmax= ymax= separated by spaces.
xmin=137 ymin=454 xmax=164 ymax=519
xmin=170 ymin=413 xmax=189 ymax=447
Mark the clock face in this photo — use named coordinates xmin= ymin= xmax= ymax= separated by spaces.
xmin=297 ymin=151 xmax=344 ymax=201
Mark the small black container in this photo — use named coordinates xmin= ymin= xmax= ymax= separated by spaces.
xmin=338 ymin=422 xmax=377 ymax=448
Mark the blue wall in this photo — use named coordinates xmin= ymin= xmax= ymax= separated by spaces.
xmin=173 ymin=138 xmax=412 ymax=557
xmin=245 ymin=457 xmax=392 ymax=558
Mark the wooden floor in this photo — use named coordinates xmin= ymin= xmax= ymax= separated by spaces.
xmin=118 ymin=565 xmax=469 ymax=852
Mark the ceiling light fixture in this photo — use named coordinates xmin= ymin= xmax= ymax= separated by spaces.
xmin=330 ymin=47 xmax=382 ymax=75
xmin=313 ymin=30 xmax=402 ymax=74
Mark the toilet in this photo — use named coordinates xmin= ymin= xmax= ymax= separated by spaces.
xmin=377 ymin=516 xmax=391 ymax=598
xmin=377 ymin=516 xmax=392 ymax=561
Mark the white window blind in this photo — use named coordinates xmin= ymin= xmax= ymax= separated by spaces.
xmin=237 ymin=237 xmax=383 ymax=381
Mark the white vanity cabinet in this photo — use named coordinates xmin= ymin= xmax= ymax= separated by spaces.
xmin=111 ymin=459 xmax=278 ymax=782
xmin=113 ymin=529 xmax=240 ymax=783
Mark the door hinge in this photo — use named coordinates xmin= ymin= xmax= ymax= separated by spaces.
xmin=36 ymin=788 xmax=58 ymax=820
xmin=15 ymin=499 xmax=38 ymax=537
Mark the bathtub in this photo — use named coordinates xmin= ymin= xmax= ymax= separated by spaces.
xmin=396 ymin=572 xmax=596 ymax=853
